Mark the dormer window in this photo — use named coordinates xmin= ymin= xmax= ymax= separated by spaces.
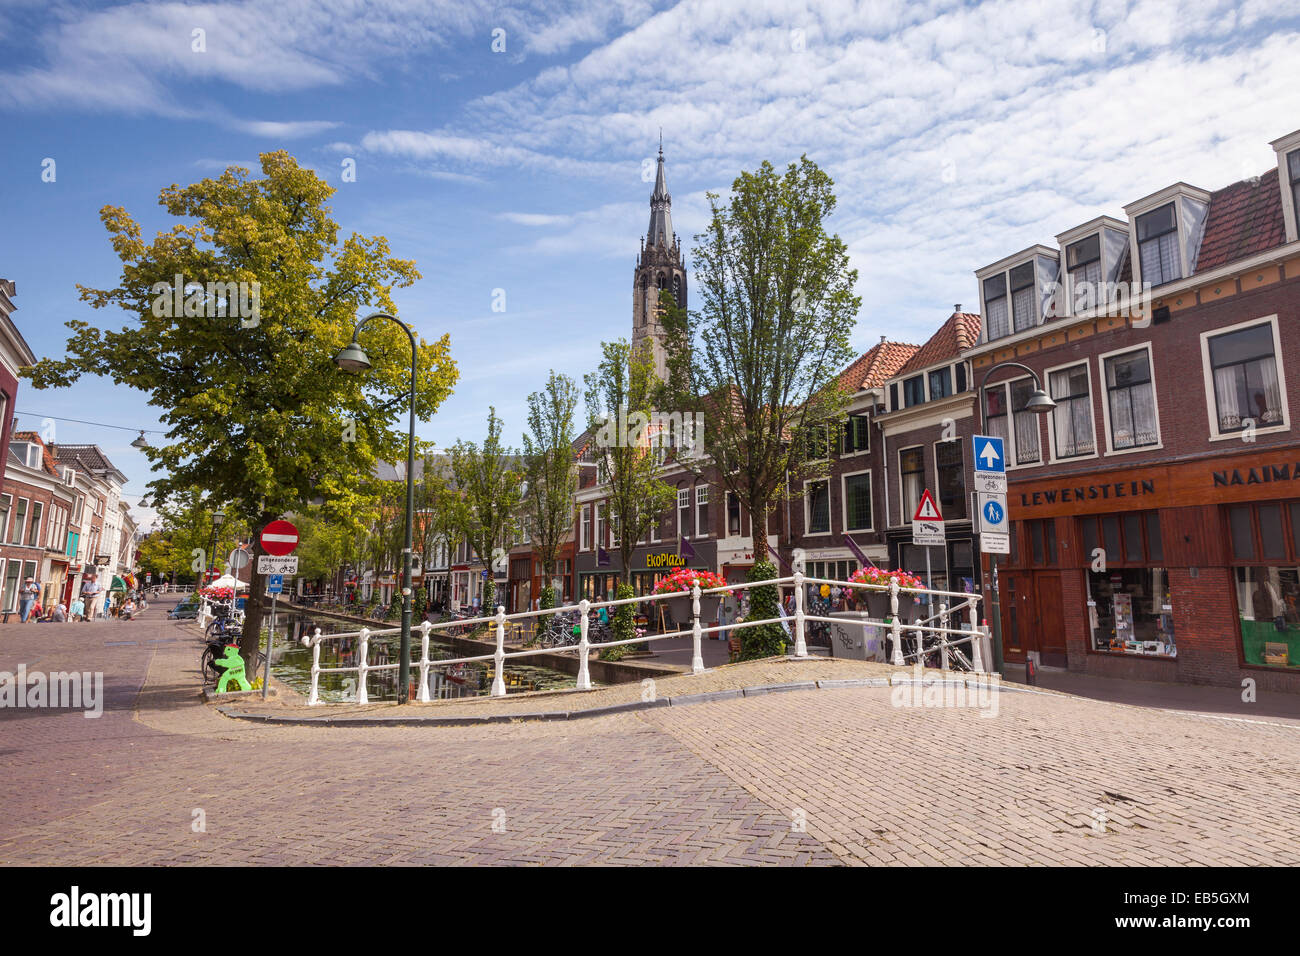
xmin=1288 ymin=150 xmax=1300 ymax=234
xmin=977 ymin=247 xmax=1060 ymax=342
xmin=1010 ymin=262 xmax=1036 ymax=332
xmin=902 ymin=376 xmax=924 ymax=407
xmin=1066 ymin=234 xmax=1102 ymax=288
xmin=983 ymin=274 xmax=1008 ymax=339
xmin=1136 ymin=203 xmax=1181 ymax=285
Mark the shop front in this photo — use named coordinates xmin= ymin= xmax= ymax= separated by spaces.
xmin=574 ymin=541 xmax=718 ymax=626
xmin=995 ymin=448 xmax=1300 ymax=690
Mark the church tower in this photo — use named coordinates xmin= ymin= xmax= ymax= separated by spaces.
xmin=632 ymin=143 xmax=686 ymax=381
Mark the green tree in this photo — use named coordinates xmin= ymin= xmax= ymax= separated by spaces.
xmin=450 ymin=408 xmax=523 ymax=612
xmin=522 ymin=372 xmax=578 ymax=611
xmin=585 ymin=340 xmax=676 ymax=659
xmin=25 ymin=152 xmax=458 ymax=666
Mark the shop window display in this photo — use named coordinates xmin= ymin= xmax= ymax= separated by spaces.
xmin=1234 ymin=566 xmax=1300 ymax=669
xmin=1087 ymin=568 xmax=1176 ymax=657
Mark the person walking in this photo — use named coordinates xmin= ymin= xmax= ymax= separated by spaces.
xmin=70 ymin=596 xmax=86 ymax=621
xmin=18 ymin=577 xmax=40 ymax=622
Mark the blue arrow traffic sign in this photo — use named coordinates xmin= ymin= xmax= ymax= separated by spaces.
xmin=973 ymin=434 xmax=1005 ymax=474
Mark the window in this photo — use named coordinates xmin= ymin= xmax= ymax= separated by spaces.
xmin=955 ymin=363 xmax=967 ymax=393
xmin=1049 ymin=364 xmax=1095 ymax=458
xmin=1137 ymin=202 xmax=1181 ymax=285
xmin=1 ymin=561 xmax=18 ymax=612
xmin=843 ymin=472 xmax=872 ymax=532
xmin=841 ymin=414 xmax=869 ymax=454
xmin=899 ymin=447 xmax=924 ymax=522
xmin=594 ymin=503 xmax=605 ymax=549
xmin=984 ymin=387 xmax=1009 ymax=445
xmin=609 ymin=511 xmax=620 ymax=547
xmin=695 ymin=486 xmax=709 ymax=537
xmin=63 ymin=467 xmax=76 ymax=487
xmin=935 ymin=441 xmax=966 ymax=519
xmin=888 ymin=383 xmax=899 ymax=412
xmin=726 ymin=491 xmax=742 ymax=537
xmin=983 ymin=274 xmax=1009 ymax=340
xmin=677 ymin=488 xmax=691 ymax=539
xmin=1077 ymin=510 xmax=1161 ymax=568
xmin=27 ymin=502 xmax=43 ymax=548
xmin=1011 ymin=381 xmax=1042 ymax=465
xmin=580 ymin=505 xmax=591 ymax=551
xmin=1104 ymin=348 xmax=1159 ymax=450
xmin=1290 ymin=150 xmax=1300 ymax=232
xmin=928 ymin=367 xmax=952 ymax=401
xmin=0 ymin=494 xmax=10 ymax=542
xmin=806 ymin=480 xmax=830 ymax=535
xmin=1066 ymin=234 xmax=1102 ymax=308
xmin=1205 ymin=320 xmax=1283 ymax=434
xmin=1089 ymin=569 xmax=1174 ymax=657
xmin=1027 ymin=518 xmax=1056 ymax=565
xmin=903 ymin=376 xmax=924 ymax=407
xmin=1221 ymin=501 xmax=1300 ymax=670
xmin=1010 ymin=261 xmax=1036 ymax=332
xmin=9 ymin=498 xmax=27 ymax=545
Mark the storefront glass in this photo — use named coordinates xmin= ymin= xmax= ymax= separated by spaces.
xmin=1234 ymin=566 xmax=1300 ymax=669
xmin=1087 ymin=568 xmax=1175 ymax=656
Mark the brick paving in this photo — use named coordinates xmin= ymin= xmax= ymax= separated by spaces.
xmin=1 ymin=600 xmax=1297 ymax=866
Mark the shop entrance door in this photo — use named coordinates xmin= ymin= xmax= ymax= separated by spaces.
xmin=999 ymin=571 xmax=1035 ymax=662
xmin=1034 ymin=572 xmax=1067 ymax=667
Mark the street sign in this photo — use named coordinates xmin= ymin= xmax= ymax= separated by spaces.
xmin=980 ymin=532 xmax=1011 ymax=554
xmin=257 ymin=555 xmax=299 ymax=574
xmin=972 ymin=435 xmax=1006 ymax=475
xmin=911 ymin=489 xmax=945 ymax=546
xmin=228 ymin=548 xmax=250 ymax=570
xmin=267 ymin=574 xmax=284 ymax=594
xmin=973 ymin=471 xmax=1007 ymax=494
xmin=260 ymin=520 xmax=299 ymax=556
xmin=979 ymin=494 xmax=1007 ymax=532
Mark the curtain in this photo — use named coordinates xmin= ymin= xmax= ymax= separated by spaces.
xmin=1131 ymin=383 xmax=1158 ymax=445
xmin=1012 ymin=287 xmax=1035 ymax=331
xmin=1214 ymin=365 xmax=1241 ymax=430
xmin=1256 ymin=358 xmax=1283 ymax=425
xmin=1014 ymin=410 xmax=1040 ymax=463
xmin=987 ymin=297 xmax=1009 ymax=339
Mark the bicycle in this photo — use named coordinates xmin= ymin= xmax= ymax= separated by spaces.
xmin=200 ymin=627 xmax=264 ymax=684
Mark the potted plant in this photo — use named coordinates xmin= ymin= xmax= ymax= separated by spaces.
xmin=652 ymin=568 xmax=733 ymax=624
xmin=848 ymin=567 xmax=924 ymax=622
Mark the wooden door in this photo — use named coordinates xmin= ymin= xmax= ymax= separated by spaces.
xmin=1034 ymin=572 xmax=1067 ymax=667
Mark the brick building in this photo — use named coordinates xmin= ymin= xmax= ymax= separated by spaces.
xmin=0 ymin=280 xmax=37 ymax=490
xmin=964 ymin=127 xmax=1300 ymax=691
xmin=0 ymin=433 xmax=78 ymax=614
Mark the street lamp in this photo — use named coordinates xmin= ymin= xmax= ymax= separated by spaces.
xmin=131 ymin=431 xmax=150 ymax=450
xmin=977 ymin=362 xmax=1055 ymax=674
xmin=336 ymin=312 xmax=419 ymax=703
xmin=208 ymin=507 xmax=226 ymax=582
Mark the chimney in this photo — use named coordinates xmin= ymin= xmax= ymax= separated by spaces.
xmin=954 ymin=304 xmax=962 ymax=313
xmin=879 ymin=335 xmax=886 ymax=344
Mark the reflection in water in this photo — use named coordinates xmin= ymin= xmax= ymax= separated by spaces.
xmin=270 ymin=611 xmax=586 ymax=703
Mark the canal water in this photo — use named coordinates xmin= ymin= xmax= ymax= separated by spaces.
xmin=268 ymin=608 xmax=587 ymax=703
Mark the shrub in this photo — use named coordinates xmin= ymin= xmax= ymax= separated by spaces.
xmin=739 ymin=560 xmax=785 ymax=661
xmin=600 ymin=582 xmax=636 ymax=661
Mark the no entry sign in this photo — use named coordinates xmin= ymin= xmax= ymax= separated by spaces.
xmin=260 ymin=519 xmax=299 ymax=556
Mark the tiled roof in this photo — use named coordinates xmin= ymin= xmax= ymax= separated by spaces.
xmin=894 ymin=312 xmax=982 ymax=377
xmin=11 ymin=431 xmax=60 ymax=476
xmin=839 ymin=340 xmax=920 ymax=391
xmin=1195 ymin=167 xmax=1286 ymax=274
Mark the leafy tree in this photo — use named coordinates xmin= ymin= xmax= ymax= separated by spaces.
xmin=450 ymin=408 xmax=523 ymax=612
xmin=522 ymin=372 xmax=578 ymax=611
xmin=674 ymin=155 xmax=859 ymax=566
xmin=24 ymin=152 xmax=458 ymax=666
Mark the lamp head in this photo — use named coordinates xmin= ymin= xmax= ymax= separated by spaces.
xmin=131 ymin=431 xmax=150 ymax=450
xmin=1026 ymin=387 xmax=1056 ymax=415
xmin=334 ymin=340 xmax=372 ymax=372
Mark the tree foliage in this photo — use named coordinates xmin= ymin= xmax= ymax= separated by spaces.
xmin=24 ymin=152 xmax=458 ymax=663
xmin=450 ymin=408 xmax=523 ymax=612
xmin=522 ymin=371 xmax=578 ymax=608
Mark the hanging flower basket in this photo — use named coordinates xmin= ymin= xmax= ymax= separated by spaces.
xmin=653 ymin=568 xmax=731 ymax=622
xmin=848 ymin=567 xmax=924 ymax=622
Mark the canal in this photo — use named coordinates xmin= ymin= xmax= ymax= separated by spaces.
xmin=268 ymin=608 xmax=589 ymax=703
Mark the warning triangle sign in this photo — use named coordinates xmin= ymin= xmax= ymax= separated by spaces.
xmin=912 ymin=489 xmax=943 ymax=522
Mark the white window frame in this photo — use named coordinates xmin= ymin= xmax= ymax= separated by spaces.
xmin=841 ymin=469 xmax=874 ymax=533
xmin=1043 ymin=358 xmax=1100 ymax=464
xmin=896 ymin=444 xmax=925 ymax=526
xmin=677 ymin=488 xmax=691 ymax=540
xmin=803 ymin=478 xmax=832 ymax=537
xmin=593 ymin=503 xmax=605 ymax=550
xmin=725 ymin=490 xmax=744 ymax=539
xmin=840 ymin=412 xmax=871 ymax=457
xmin=1097 ymin=341 xmax=1163 ymax=457
xmin=27 ymin=501 xmax=43 ymax=549
xmin=10 ymin=497 xmax=28 ymax=546
xmin=580 ymin=504 xmax=591 ymax=551
xmin=1199 ymin=314 xmax=1290 ymax=442
xmin=695 ymin=485 xmax=709 ymax=538
xmin=610 ymin=510 xmax=620 ymax=548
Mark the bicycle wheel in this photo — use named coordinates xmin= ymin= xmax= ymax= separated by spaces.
xmin=200 ymin=646 xmax=220 ymax=683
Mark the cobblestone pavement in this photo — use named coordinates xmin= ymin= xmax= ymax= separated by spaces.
xmin=1 ymin=604 xmax=1297 ymax=865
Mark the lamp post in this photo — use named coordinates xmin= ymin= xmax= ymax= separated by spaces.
xmin=336 ymin=312 xmax=418 ymax=703
xmin=977 ymin=362 xmax=1055 ymax=674
xmin=208 ymin=507 xmax=225 ymax=583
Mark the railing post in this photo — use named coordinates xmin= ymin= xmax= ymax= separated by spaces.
xmin=577 ymin=598 xmax=593 ymax=690
xmin=690 ymin=586 xmax=704 ymax=674
xmin=969 ymin=599 xmax=985 ymax=672
xmin=939 ymin=601 xmax=950 ymax=671
xmin=308 ymin=627 xmax=322 ymax=706
xmin=490 ymin=605 xmax=507 ymax=697
xmin=356 ymin=628 xmax=370 ymax=705
xmin=890 ymin=579 xmax=904 ymax=666
xmin=793 ymin=571 xmax=807 ymax=658
xmin=417 ymin=620 xmax=432 ymax=702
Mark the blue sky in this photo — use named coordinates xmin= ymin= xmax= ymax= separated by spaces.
xmin=3 ymin=0 xmax=1300 ymax=528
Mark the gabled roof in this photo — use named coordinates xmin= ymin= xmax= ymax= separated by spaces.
xmin=839 ymin=340 xmax=920 ymax=392
xmin=1195 ymin=166 xmax=1286 ymax=273
xmin=52 ymin=444 xmax=128 ymax=486
xmin=895 ymin=312 xmax=982 ymax=377
xmin=11 ymin=431 xmax=61 ymax=477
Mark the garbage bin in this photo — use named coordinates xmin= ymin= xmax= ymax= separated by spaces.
xmin=828 ymin=611 xmax=889 ymax=661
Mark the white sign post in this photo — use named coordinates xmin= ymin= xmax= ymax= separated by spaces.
xmin=972 ymin=436 xmax=1010 ymax=555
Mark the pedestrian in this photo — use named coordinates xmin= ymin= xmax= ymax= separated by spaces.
xmin=70 ymin=596 xmax=86 ymax=621
xmin=18 ymin=577 xmax=40 ymax=622
xmin=52 ymin=602 xmax=67 ymax=623
xmin=102 ymin=593 xmax=112 ymax=620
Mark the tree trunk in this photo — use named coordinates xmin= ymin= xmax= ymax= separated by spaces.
xmin=238 ymin=516 xmax=273 ymax=670
xmin=750 ymin=494 xmax=770 ymax=563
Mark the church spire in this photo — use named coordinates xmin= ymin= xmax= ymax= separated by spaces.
xmin=647 ymin=143 xmax=673 ymax=248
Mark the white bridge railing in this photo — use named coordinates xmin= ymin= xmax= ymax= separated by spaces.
xmin=296 ymin=573 xmax=988 ymax=706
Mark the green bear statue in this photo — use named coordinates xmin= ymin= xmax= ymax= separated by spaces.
xmin=215 ymin=644 xmax=251 ymax=693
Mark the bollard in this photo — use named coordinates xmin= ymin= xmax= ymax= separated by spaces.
xmin=307 ymin=627 xmax=322 ymax=706
xmin=417 ymin=621 xmax=432 ymax=703
xmin=968 ymin=603 xmax=984 ymax=673
xmin=1025 ymin=652 xmax=1037 ymax=686
xmin=356 ymin=628 xmax=370 ymax=705
xmin=793 ymin=571 xmax=807 ymax=658
xmin=577 ymin=598 xmax=593 ymax=690
xmin=491 ymin=605 xmax=507 ymax=697
xmin=690 ymin=586 xmax=704 ymax=674
xmin=889 ymin=578 xmax=904 ymax=666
